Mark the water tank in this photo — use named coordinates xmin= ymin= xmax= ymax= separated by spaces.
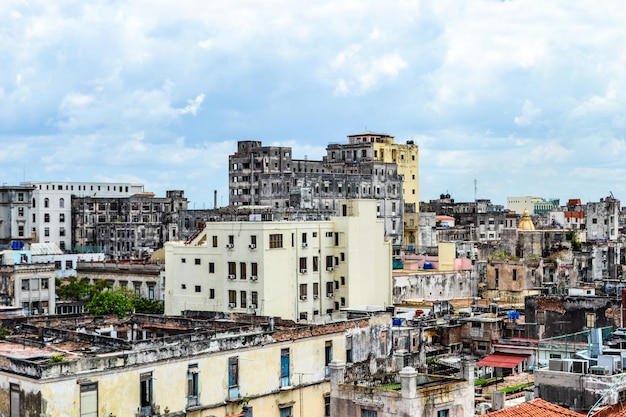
xmin=423 ymin=262 xmax=433 ymax=270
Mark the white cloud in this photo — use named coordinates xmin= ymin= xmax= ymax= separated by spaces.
xmin=514 ymin=100 xmax=542 ymax=127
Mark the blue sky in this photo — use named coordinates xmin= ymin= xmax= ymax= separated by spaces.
xmin=2 ymin=0 xmax=625 ymax=207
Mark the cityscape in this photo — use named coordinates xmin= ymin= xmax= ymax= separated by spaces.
xmin=1 ymin=132 xmax=626 ymax=417
xmin=3 ymin=2 xmax=626 ymax=417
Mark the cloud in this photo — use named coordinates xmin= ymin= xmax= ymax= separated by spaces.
xmin=514 ymin=100 xmax=542 ymax=127
xmin=2 ymin=0 xmax=626 ymax=205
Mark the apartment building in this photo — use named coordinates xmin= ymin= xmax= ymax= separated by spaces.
xmin=0 ymin=312 xmax=361 ymax=417
xmin=164 ymin=199 xmax=392 ymax=321
xmin=586 ymin=195 xmax=620 ymax=241
xmin=0 ymin=248 xmax=55 ymax=314
xmin=21 ymin=181 xmax=144 ymax=252
xmin=0 ymin=185 xmax=35 ymax=248
xmin=228 ymin=133 xmax=418 ymax=250
xmin=73 ymin=190 xmax=188 ymax=259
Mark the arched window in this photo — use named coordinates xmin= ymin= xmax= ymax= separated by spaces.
xmin=59 ymin=198 xmax=65 ymax=208
xmin=44 ymin=198 xmax=50 ymax=208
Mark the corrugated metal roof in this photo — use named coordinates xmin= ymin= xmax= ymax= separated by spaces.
xmin=476 ymin=353 xmax=529 ymax=369
xmin=30 ymin=243 xmax=63 ymax=255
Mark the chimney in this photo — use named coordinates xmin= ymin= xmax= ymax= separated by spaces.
xmin=214 ymin=190 xmax=218 ymax=209
xmin=400 ymin=366 xmax=418 ymax=399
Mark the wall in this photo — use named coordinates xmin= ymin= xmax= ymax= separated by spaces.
xmin=393 ymin=270 xmax=477 ymax=303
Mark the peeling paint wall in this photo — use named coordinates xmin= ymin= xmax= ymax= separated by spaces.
xmin=393 ymin=269 xmax=478 ymax=303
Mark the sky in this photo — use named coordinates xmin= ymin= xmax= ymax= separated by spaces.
xmin=2 ymin=0 xmax=626 ymax=208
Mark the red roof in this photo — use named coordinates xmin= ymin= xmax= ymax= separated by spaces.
xmin=476 ymin=353 xmax=529 ymax=368
xmin=485 ymin=398 xmax=584 ymax=417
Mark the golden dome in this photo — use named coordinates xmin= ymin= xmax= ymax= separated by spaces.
xmin=518 ymin=208 xmax=535 ymax=231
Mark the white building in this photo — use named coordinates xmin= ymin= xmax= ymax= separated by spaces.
xmin=21 ymin=181 xmax=144 ymax=251
xmin=30 ymin=242 xmax=105 ymax=278
xmin=164 ymin=199 xmax=392 ymax=321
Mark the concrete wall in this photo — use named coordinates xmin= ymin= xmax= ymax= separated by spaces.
xmin=393 ymin=269 xmax=478 ymax=304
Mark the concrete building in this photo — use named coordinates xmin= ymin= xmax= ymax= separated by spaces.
xmin=164 ymin=199 xmax=392 ymax=321
xmin=586 ymin=195 xmax=620 ymax=241
xmin=228 ymin=133 xmax=418 ymax=251
xmin=77 ymin=261 xmax=164 ymax=301
xmin=29 ymin=242 xmax=105 ymax=278
xmin=22 ymin=181 xmax=144 ymax=252
xmin=507 ymin=196 xmax=559 ymax=215
xmin=73 ymin=190 xmax=188 ymax=259
xmin=0 ymin=312 xmax=390 ymax=417
xmin=0 ymin=185 xmax=35 ymax=249
xmin=329 ymin=359 xmax=474 ymax=417
xmin=0 ymin=249 xmax=55 ymax=315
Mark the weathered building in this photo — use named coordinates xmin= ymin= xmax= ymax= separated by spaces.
xmin=329 ymin=358 xmax=474 ymax=417
xmin=0 ymin=185 xmax=35 ymax=249
xmin=0 ymin=312 xmax=381 ymax=417
xmin=228 ymin=133 xmax=418 ymax=250
xmin=0 ymin=249 xmax=55 ymax=315
xmin=73 ymin=190 xmax=188 ymax=259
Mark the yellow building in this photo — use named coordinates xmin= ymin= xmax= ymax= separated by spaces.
xmin=0 ymin=313 xmax=388 ymax=417
xmin=164 ymin=199 xmax=392 ymax=321
xmin=346 ymin=133 xmax=419 ymax=250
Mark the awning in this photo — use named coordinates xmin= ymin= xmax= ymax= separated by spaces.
xmin=476 ymin=353 xmax=529 ymax=368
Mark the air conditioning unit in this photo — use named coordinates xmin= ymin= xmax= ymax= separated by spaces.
xmin=313 ymin=295 xmax=318 ymax=299
xmin=226 ymin=243 xmax=234 ymax=249
xmin=326 ymin=267 xmax=334 ymax=272
xmin=227 ymin=274 xmax=236 ymax=280
xmin=228 ymin=303 xmax=236 ymax=308
xmin=302 ymin=242 xmax=308 ymax=248
xmin=248 ymin=244 xmax=256 ymax=249
xmin=300 ymin=269 xmax=307 ymax=274
xmin=250 ymin=304 xmax=257 ymax=309
xmin=327 ymin=292 xmax=334 ymax=298
xmin=300 ymin=295 xmax=307 ymax=300
xmin=250 ymin=275 xmax=258 ymax=281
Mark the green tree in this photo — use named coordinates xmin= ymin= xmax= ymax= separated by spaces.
xmin=86 ymin=290 xmax=134 ymax=318
xmin=132 ymin=298 xmax=165 ymax=314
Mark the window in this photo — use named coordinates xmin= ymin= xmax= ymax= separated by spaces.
xmin=346 ymin=336 xmax=353 ymax=363
xmin=512 ymin=270 xmax=517 ymax=281
xmin=299 ymin=257 xmax=307 ymax=272
xmin=44 ymin=213 xmax=50 ymax=223
xmin=251 ymin=291 xmax=258 ymax=307
xmin=59 ymin=227 xmax=66 ymax=237
xmin=362 ymin=410 xmax=378 ymax=417
xmin=251 ymin=262 xmax=258 ymax=277
xmin=251 ymin=235 xmax=257 ymax=246
xmin=228 ymin=235 xmax=234 ymax=245
xmin=17 ymin=207 xmax=24 ymax=217
xmin=240 ymin=262 xmax=247 ymax=279
xmin=228 ymin=290 xmax=236 ymax=306
xmin=140 ymin=373 xmax=153 ymax=413
xmin=299 ymin=284 xmax=307 ymax=299
xmin=59 ymin=213 xmax=65 ymax=222
xmin=269 ymin=233 xmax=283 ymax=249
xmin=325 ymin=255 xmax=333 ymax=269
xmin=280 ymin=348 xmax=290 ymax=387
xmin=18 ymin=226 xmax=24 ymax=237
xmin=181 ymin=258 xmax=186 ymax=263
xmin=59 ymin=198 xmax=65 ymax=208
xmin=212 ymin=235 xmax=218 ymax=247
xmin=341 ymin=276 xmax=346 ymax=286
xmin=44 ymin=198 xmax=49 ymax=208
xmin=195 ymin=258 xmax=201 ymax=265
xmin=209 ymin=262 xmax=215 ymax=273
xmin=280 ymin=406 xmax=293 ymax=417
xmin=326 ymin=282 xmax=334 ymax=296
xmin=228 ymin=262 xmax=236 ymax=277
xmin=135 ymin=284 xmax=141 ymax=297
xmin=301 ymin=232 xmax=307 ymax=244
xmin=195 ymin=285 xmax=201 ymax=293
xmin=181 ymin=284 xmax=187 ymax=290
xmin=41 ymin=279 xmax=49 ymax=289
xmin=313 ymin=283 xmax=319 ymax=298
xmin=437 ymin=410 xmax=449 ymax=417
xmin=325 ymin=341 xmax=333 ymax=377
xmin=79 ymin=382 xmax=98 ymax=417
xmin=209 ymin=289 xmax=215 ymax=299
xmin=187 ymin=365 xmax=199 ymax=407
xmin=148 ymin=285 xmax=155 ymax=300
xmin=312 ymin=256 xmax=319 ymax=272
xmin=228 ymin=357 xmax=239 ymax=400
